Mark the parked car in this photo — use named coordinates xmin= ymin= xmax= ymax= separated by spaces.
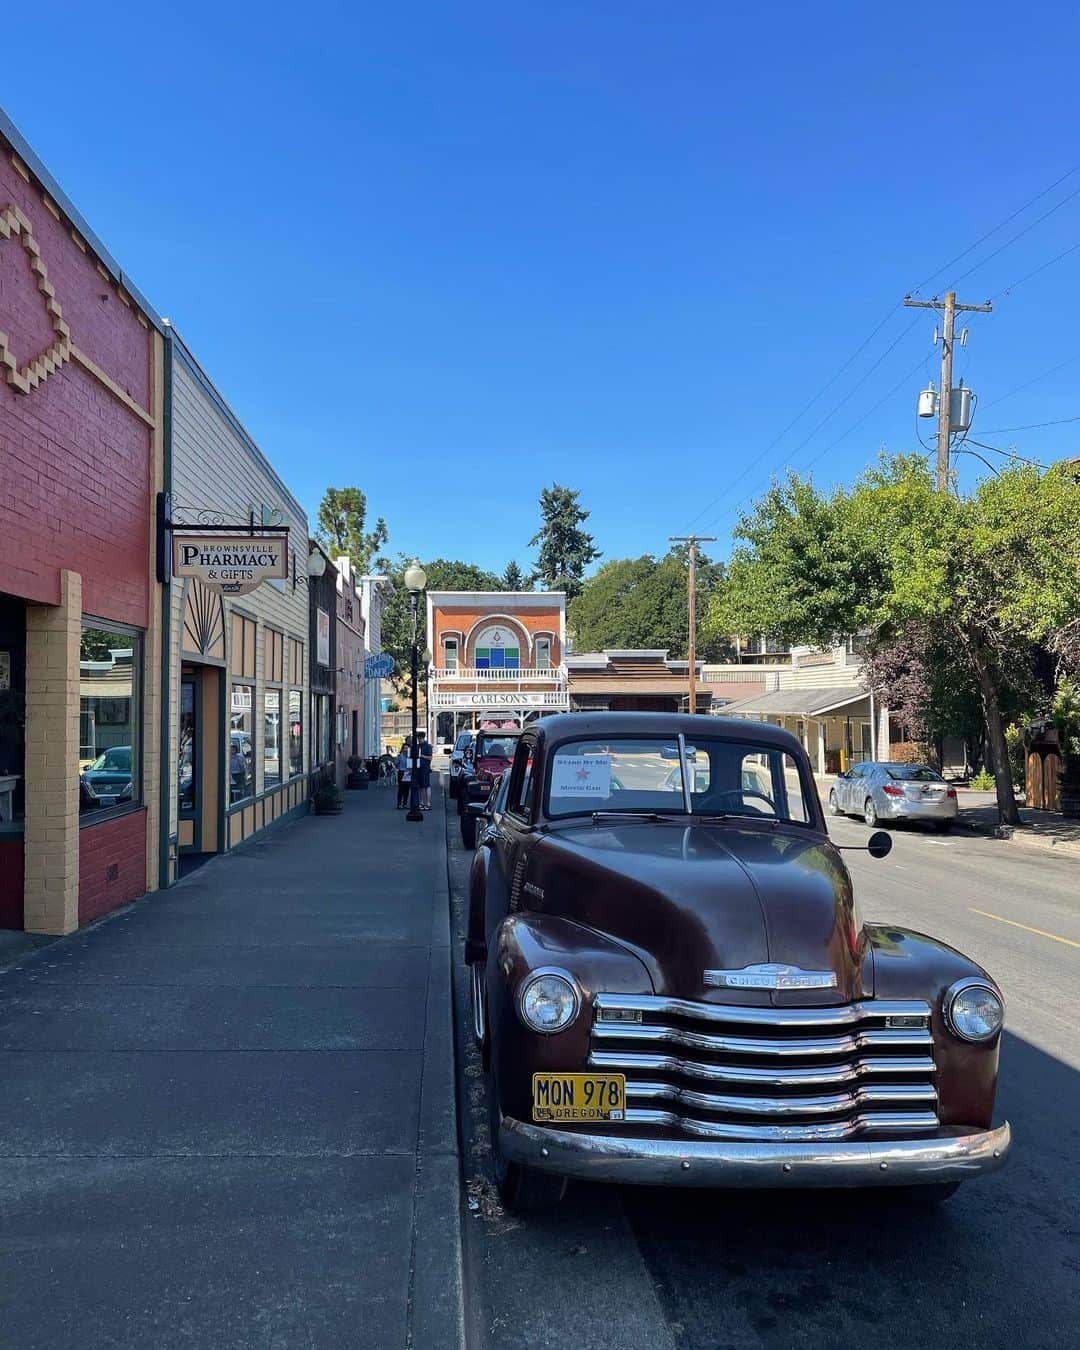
xmin=462 ymin=771 xmax=509 ymax=850
xmin=456 ymin=730 xmax=521 ymax=817
xmin=828 ymin=761 xmax=958 ymax=831
xmin=446 ymin=730 xmax=477 ymax=800
xmin=80 ymin=746 xmax=134 ymax=808
xmin=466 ymin=712 xmax=1009 ymax=1212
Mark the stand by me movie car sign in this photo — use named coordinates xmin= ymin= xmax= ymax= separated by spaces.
xmin=171 ymin=534 xmax=289 ymax=595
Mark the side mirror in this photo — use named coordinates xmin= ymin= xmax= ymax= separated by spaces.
xmin=442 ymin=746 xmax=452 ymax=754
xmin=867 ymin=830 xmax=892 ymax=859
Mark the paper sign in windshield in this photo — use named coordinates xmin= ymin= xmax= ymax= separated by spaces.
xmin=551 ymin=755 xmax=612 ymax=798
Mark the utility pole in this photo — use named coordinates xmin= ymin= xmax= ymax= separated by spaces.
xmin=670 ymin=535 xmax=716 ymax=715
xmin=904 ymin=291 xmax=992 ymax=491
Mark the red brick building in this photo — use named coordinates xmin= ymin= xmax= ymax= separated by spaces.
xmin=425 ymin=590 xmax=569 ymax=740
xmin=0 ymin=113 xmax=163 ymax=932
xmin=333 ymin=555 xmax=366 ymax=785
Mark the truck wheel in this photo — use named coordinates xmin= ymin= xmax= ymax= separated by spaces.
xmin=461 ymin=810 xmax=478 ymax=850
xmin=457 ymin=789 xmax=467 ymax=818
xmin=487 ymin=1080 xmax=567 ymax=1214
xmin=448 ymin=774 xmax=459 ymax=801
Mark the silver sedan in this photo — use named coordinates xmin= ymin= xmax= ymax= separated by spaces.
xmin=827 ymin=761 xmax=958 ymax=832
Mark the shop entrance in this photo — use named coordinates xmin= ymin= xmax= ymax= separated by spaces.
xmin=178 ymin=663 xmax=222 ymax=864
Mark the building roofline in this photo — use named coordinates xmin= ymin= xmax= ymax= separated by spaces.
xmin=0 ymin=105 xmax=166 ymax=333
xmin=428 ymin=591 xmax=565 ymax=606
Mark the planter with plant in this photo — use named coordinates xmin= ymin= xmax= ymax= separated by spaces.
xmin=346 ymin=755 xmax=368 ymax=790
xmin=313 ymin=783 xmax=345 ymax=815
xmin=1053 ymin=678 xmax=1080 ymax=818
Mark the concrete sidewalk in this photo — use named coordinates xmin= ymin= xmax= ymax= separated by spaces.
xmin=0 ymin=785 xmax=463 ymax=1349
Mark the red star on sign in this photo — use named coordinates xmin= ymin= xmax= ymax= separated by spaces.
xmin=576 ymin=768 xmax=590 ymax=781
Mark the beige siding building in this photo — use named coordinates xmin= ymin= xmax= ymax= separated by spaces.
xmin=162 ymin=329 xmax=311 ymax=881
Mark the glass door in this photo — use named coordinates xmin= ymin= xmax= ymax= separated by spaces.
xmin=179 ymin=673 xmax=199 ymax=845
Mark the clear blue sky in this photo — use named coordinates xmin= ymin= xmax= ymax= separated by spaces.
xmin=5 ymin=2 xmax=1080 ymax=575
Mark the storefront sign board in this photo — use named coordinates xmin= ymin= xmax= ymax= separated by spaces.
xmin=172 ymin=534 xmax=288 ymax=595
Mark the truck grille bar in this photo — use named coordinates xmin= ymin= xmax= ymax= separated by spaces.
xmin=589 ymin=994 xmax=939 ymax=1142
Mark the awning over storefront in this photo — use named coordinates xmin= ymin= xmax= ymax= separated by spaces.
xmin=717 ymin=685 xmax=870 ymax=719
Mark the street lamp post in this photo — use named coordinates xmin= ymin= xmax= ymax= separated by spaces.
xmin=404 ymin=560 xmax=427 ymax=822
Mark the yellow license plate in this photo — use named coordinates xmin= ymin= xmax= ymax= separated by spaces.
xmin=532 ymin=1073 xmax=626 ymax=1122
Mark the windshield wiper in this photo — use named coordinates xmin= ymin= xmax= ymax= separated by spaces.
xmin=590 ymin=810 xmax=672 ymax=823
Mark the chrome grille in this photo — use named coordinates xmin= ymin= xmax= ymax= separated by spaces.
xmin=590 ymin=994 xmax=938 ymax=1142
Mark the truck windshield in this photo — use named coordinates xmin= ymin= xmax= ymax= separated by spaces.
xmin=475 ymin=734 xmax=517 ymax=759
xmin=546 ymin=736 xmax=812 ymax=825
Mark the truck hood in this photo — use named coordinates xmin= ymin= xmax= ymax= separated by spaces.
xmin=532 ymin=819 xmax=867 ymax=1005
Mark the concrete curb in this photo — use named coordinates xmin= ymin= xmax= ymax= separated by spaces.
xmin=408 ymin=779 xmax=467 ymax=1350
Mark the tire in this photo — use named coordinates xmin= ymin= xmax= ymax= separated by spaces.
xmin=937 ymin=820 xmax=953 ymax=834
xmin=448 ymin=774 xmax=459 ymax=801
xmin=461 ymin=810 xmax=478 ymax=850
xmin=827 ymin=789 xmax=840 ymax=816
xmin=457 ymin=788 xmax=467 ymax=818
xmin=487 ymin=1073 xmax=567 ymax=1213
xmin=863 ymin=797 xmax=879 ymax=828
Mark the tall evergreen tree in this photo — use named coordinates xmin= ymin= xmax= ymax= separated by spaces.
xmin=316 ymin=486 xmax=388 ymax=575
xmin=501 ymin=560 xmax=529 ymax=591
xmin=528 ymin=483 xmax=600 ymax=599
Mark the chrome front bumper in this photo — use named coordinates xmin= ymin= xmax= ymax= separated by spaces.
xmin=499 ymin=1118 xmax=1011 ymax=1188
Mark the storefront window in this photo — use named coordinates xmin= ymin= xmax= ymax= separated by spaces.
xmin=230 ymin=683 xmax=254 ymax=804
xmin=288 ymin=689 xmax=303 ymax=778
xmin=264 ymin=689 xmax=281 ymax=789
xmin=312 ymin=694 xmax=331 ymax=766
xmin=179 ymin=679 xmax=196 ymax=817
xmin=79 ymin=624 xmax=141 ymax=817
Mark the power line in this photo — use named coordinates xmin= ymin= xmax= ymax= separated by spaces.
xmin=908 ymin=162 xmax=1080 ymax=295
xmin=704 ymin=348 xmax=934 ymax=533
xmin=978 ymin=414 xmax=1080 ymax=433
xmin=982 ymin=351 xmax=1080 ymax=408
xmin=990 ymin=239 xmax=1080 ymax=301
xmin=945 ymin=182 xmax=1080 ymax=290
xmin=965 ymin=438 xmax=1050 ymax=469
xmin=683 ymin=303 xmax=903 ymax=529
xmin=954 ymin=447 xmax=1001 ymax=477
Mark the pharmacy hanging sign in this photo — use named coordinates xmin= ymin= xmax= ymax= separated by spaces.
xmin=172 ymin=533 xmax=289 ymax=595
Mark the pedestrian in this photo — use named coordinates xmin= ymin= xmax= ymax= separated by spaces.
xmin=396 ymin=740 xmax=412 ymax=809
xmin=416 ymin=731 xmax=434 ymax=809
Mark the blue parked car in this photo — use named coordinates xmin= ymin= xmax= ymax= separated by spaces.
xmin=81 ymin=746 xmax=133 ymax=808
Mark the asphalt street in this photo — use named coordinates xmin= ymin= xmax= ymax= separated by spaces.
xmin=448 ymin=802 xmax=1079 ymax=1350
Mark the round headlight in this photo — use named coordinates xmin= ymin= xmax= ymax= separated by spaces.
xmin=519 ymin=971 xmax=580 ymax=1034
xmin=945 ymin=979 xmax=1004 ymax=1042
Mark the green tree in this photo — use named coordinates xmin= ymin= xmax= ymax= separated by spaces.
xmin=316 ymin=486 xmax=388 ymax=575
xmin=568 ymin=551 xmax=731 ymax=659
xmin=529 ymin=484 xmax=600 ymax=599
xmin=379 ymin=556 xmax=502 ymax=693
xmin=708 ymin=455 xmax=1080 ymax=825
xmin=501 ymin=560 xmax=530 ymax=591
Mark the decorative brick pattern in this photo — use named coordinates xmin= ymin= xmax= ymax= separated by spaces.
xmin=0 ymin=203 xmax=72 ymax=393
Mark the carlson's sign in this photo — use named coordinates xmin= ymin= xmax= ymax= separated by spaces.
xmin=172 ymin=534 xmax=288 ymax=595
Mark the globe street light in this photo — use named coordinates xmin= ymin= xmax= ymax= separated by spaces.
xmin=404 ymin=561 xmax=427 ymax=822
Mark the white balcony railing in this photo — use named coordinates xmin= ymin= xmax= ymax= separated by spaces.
xmin=433 ymin=666 xmax=568 ymax=682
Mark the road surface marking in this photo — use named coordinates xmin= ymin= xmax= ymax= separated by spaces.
xmin=969 ymin=908 xmax=1080 ymax=950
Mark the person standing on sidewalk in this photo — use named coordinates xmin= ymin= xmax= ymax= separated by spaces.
xmin=396 ymin=740 xmax=412 ymax=809
xmin=416 ymin=732 xmax=434 ymax=810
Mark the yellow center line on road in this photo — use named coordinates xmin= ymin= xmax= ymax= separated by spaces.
xmin=969 ymin=907 xmax=1080 ymax=950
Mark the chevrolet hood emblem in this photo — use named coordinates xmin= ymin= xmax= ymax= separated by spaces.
xmin=704 ymin=963 xmax=838 ymax=991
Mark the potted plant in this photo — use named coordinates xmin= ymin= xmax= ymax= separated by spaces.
xmin=313 ymin=782 xmax=345 ymax=815
xmin=346 ymin=754 xmax=368 ymax=790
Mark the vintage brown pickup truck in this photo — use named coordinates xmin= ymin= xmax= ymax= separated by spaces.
xmin=465 ymin=712 xmax=1010 ymax=1211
